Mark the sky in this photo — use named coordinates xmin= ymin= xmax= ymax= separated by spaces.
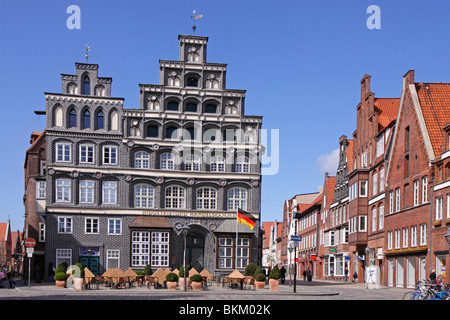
xmin=2 ymin=0 xmax=450 ymax=231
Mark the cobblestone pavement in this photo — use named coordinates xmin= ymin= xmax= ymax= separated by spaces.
xmin=0 ymin=278 xmax=410 ymax=300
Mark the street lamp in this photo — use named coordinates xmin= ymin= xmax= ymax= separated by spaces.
xmin=444 ymin=228 xmax=450 ymax=282
xmin=181 ymin=222 xmax=190 ymax=291
xmin=287 ymin=241 xmax=297 ymax=293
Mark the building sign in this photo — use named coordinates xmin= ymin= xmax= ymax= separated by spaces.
xmin=143 ymin=210 xmax=238 ymax=219
xmin=310 ymin=254 xmax=317 ymax=260
xmin=329 ymin=248 xmax=337 ymax=252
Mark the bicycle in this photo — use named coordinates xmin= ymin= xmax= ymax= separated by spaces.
xmin=403 ymin=280 xmax=427 ymax=300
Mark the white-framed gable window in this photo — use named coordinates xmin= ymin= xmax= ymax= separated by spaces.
xmin=56 ymin=143 xmax=71 ymax=162
xmin=58 ymin=216 xmax=72 ymax=234
xmin=79 ymin=180 xmax=94 ymax=203
xmin=103 ymin=146 xmax=117 ymax=165
xmin=56 ymin=179 xmax=71 ymax=203
xmin=79 ymin=144 xmax=94 ymax=164
xmin=103 ymin=181 xmax=117 ymax=204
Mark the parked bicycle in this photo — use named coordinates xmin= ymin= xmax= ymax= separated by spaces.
xmin=403 ymin=279 xmax=450 ymax=300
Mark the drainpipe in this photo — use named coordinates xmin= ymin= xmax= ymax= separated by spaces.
xmin=429 ymin=175 xmax=434 ymax=276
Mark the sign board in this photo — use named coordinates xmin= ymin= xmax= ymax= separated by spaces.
xmin=27 ymin=252 xmax=33 ymax=258
xmin=290 ymin=235 xmax=302 ymax=241
xmin=26 ymin=248 xmax=34 ymax=254
xmin=330 ymin=248 xmax=337 ymax=252
xmin=310 ymin=254 xmax=317 ymax=260
xmin=25 ymin=238 xmax=36 ymax=248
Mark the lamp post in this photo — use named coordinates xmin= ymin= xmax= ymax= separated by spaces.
xmin=365 ymin=246 xmax=370 ymax=287
xmin=444 ymin=228 xmax=450 ymax=283
xmin=181 ymin=222 xmax=190 ymax=291
xmin=287 ymin=242 xmax=297 ymax=293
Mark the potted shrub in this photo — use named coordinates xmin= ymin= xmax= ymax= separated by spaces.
xmin=166 ymin=272 xmax=179 ymax=290
xmin=144 ymin=265 xmax=153 ymax=286
xmin=254 ymin=272 xmax=266 ymax=289
xmin=269 ymin=266 xmax=281 ymax=292
xmin=135 ymin=270 xmax=144 ymax=286
xmin=178 ymin=266 xmax=188 ymax=290
xmin=54 ymin=272 xmax=68 ymax=288
xmin=245 ymin=263 xmax=257 ymax=277
xmin=190 ymin=274 xmax=203 ymax=291
xmin=72 ymin=263 xmax=85 ymax=291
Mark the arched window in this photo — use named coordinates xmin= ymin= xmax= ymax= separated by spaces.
xmin=160 ymin=153 xmax=175 ymax=170
xmin=210 ymin=156 xmax=225 ymax=172
xmin=165 ymin=186 xmax=185 ymax=209
xmin=147 ymin=125 xmax=159 ymax=138
xmin=135 ymin=151 xmax=150 ymax=169
xmin=166 ymin=126 xmax=178 ymax=139
xmin=185 ymin=154 xmax=201 ymax=171
xmin=236 ymin=156 xmax=249 ymax=173
xmin=167 ymin=101 xmax=179 ymax=111
xmin=96 ymin=111 xmax=104 ymax=129
xmin=83 ymin=76 xmax=90 ymax=95
xmin=185 ymin=103 xmax=197 ymax=112
xmin=110 ymin=110 xmax=119 ymax=131
xmin=228 ymin=188 xmax=247 ymax=211
xmin=83 ymin=110 xmax=90 ymax=129
xmin=55 ymin=106 xmax=63 ymax=127
xmin=196 ymin=187 xmax=217 ymax=209
xmin=69 ymin=108 xmax=77 ymax=128
xmin=134 ymin=184 xmax=155 ymax=208
xmin=204 ymin=104 xmax=217 ymax=113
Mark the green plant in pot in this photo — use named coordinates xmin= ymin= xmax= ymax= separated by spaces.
xmin=166 ymin=272 xmax=179 ymax=290
xmin=245 ymin=263 xmax=257 ymax=277
xmin=72 ymin=263 xmax=85 ymax=291
xmin=54 ymin=272 xmax=68 ymax=288
xmin=269 ymin=265 xmax=281 ymax=292
xmin=254 ymin=267 xmax=266 ymax=289
xmin=190 ymin=274 xmax=203 ymax=291
xmin=144 ymin=264 xmax=153 ymax=286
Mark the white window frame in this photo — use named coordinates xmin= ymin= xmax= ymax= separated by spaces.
xmin=395 ymin=188 xmax=401 ymax=212
xmin=436 ymin=196 xmax=443 ymax=220
xmin=108 ymin=218 xmax=122 ymax=235
xmin=56 ymin=143 xmax=71 ymax=162
xmin=185 ymin=154 xmax=201 ymax=171
xmin=422 ymin=176 xmax=428 ymax=203
xmin=151 ymin=232 xmax=169 ymax=267
xmin=79 ymin=144 xmax=95 ymax=164
xmin=420 ymin=224 xmax=427 ymax=246
xmin=210 ymin=156 xmax=225 ymax=172
xmin=103 ymin=145 xmax=118 ymax=165
xmin=236 ymin=156 xmax=250 ymax=173
xmin=395 ymin=229 xmax=401 ymax=249
xmin=57 ymin=216 xmax=72 ymax=234
xmin=165 ymin=185 xmax=186 ymax=209
xmin=387 ymin=231 xmax=393 ymax=250
xmin=227 ymin=188 xmax=247 ymax=211
xmin=107 ymin=250 xmax=120 ymax=269
xmin=389 ymin=190 xmax=394 ymax=214
xmin=131 ymin=231 xmax=150 ymax=267
xmin=413 ymin=180 xmax=419 ymax=206
xmin=102 ymin=181 xmax=117 ymax=204
xmin=411 ymin=226 xmax=417 ymax=247
xmin=85 ymin=217 xmax=99 ymax=234
xmin=36 ymin=181 xmax=46 ymax=199
xmin=79 ymin=180 xmax=94 ymax=204
xmin=160 ymin=152 xmax=175 ymax=170
xmin=56 ymin=179 xmax=71 ymax=203
xmin=379 ymin=167 xmax=385 ymax=192
xmin=373 ymin=172 xmax=378 ymax=196
xmin=379 ymin=204 xmax=384 ymax=230
xmin=218 ymin=237 xmax=233 ymax=268
xmin=56 ymin=249 xmax=72 ymax=267
xmin=196 ymin=187 xmax=217 ymax=210
xmin=359 ymin=181 xmax=367 ymax=197
xmin=372 ymin=207 xmax=377 ymax=232
xmin=359 ymin=216 xmax=367 ymax=232
xmin=135 ymin=151 xmax=150 ymax=169
xmin=134 ymin=184 xmax=155 ymax=208
xmin=447 ymin=194 xmax=450 ymax=219
xmin=236 ymin=238 xmax=250 ymax=269
xmin=403 ymin=228 xmax=408 ymax=248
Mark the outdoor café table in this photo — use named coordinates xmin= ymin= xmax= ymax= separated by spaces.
xmin=226 ymin=270 xmax=245 ymax=290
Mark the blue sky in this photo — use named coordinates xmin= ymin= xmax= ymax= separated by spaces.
xmin=2 ymin=0 xmax=450 ymax=231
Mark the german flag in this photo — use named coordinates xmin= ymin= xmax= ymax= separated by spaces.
xmin=237 ymin=208 xmax=256 ymax=230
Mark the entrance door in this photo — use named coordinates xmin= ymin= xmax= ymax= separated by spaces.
xmin=407 ymin=257 xmax=415 ymax=288
xmin=186 ymin=232 xmax=205 ymax=271
xmin=419 ymin=256 xmax=426 ymax=282
xmin=396 ymin=258 xmax=404 ymax=288
xmin=80 ymin=256 xmax=100 ymax=275
xmin=388 ymin=259 xmax=394 ymax=287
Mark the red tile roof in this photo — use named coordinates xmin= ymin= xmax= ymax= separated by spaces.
xmin=415 ymin=83 xmax=450 ymax=157
xmin=374 ymin=98 xmax=400 ymax=130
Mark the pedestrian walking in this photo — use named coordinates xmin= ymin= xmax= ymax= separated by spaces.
xmin=303 ymin=270 xmax=307 ymax=281
xmin=280 ymin=266 xmax=286 ymax=284
xmin=307 ymin=268 xmax=312 ymax=282
xmin=429 ymin=270 xmax=436 ymax=284
xmin=6 ymin=262 xmax=16 ymax=289
xmin=352 ymin=271 xmax=358 ymax=283
xmin=344 ymin=266 xmax=349 ymax=282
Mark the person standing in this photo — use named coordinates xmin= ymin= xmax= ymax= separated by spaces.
xmin=303 ymin=270 xmax=307 ymax=281
xmin=307 ymin=268 xmax=312 ymax=282
xmin=344 ymin=266 xmax=349 ymax=282
xmin=48 ymin=263 xmax=55 ymax=282
xmin=6 ymin=262 xmax=16 ymax=289
xmin=280 ymin=266 xmax=286 ymax=284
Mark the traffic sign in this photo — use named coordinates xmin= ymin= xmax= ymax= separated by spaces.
xmin=290 ymin=235 xmax=302 ymax=241
xmin=25 ymin=238 xmax=36 ymax=248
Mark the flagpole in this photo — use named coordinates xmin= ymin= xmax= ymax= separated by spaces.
xmin=236 ymin=208 xmax=239 ymax=269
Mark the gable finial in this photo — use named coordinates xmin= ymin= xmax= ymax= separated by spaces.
xmin=85 ymin=44 xmax=91 ymax=63
xmin=191 ymin=10 xmax=203 ymax=36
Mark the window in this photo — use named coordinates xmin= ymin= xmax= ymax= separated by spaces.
xmin=405 ymin=126 xmax=410 ymax=152
xmin=436 ymin=197 xmax=443 ymax=220
xmin=373 ymin=172 xmax=378 ymax=196
xmin=80 ymin=144 xmax=94 ymax=164
xmin=39 ymin=223 xmax=45 ymax=242
xmin=185 ymin=103 xmax=197 ymax=112
xmin=165 ymin=186 xmax=185 ymax=209
xmin=160 ymin=153 xmax=175 ymax=170
xmin=420 ymin=224 xmax=427 ymax=245
xmin=350 ymin=182 xmax=358 ymax=201
xmin=372 ymin=207 xmax=377 ymax=232
xmin=402 ymin=228 xmax=408 ymax=248
xmin=96 ymin=111 xmax=104 ymax=129
xmin=379 ymin=168 xmax=385 ymax=191
xmin=135 ymin=151 xmax=150 ymax=169
xmin=79 ymin=180 xmax=94 ymax=203
xmin=58 ymin=216 xmax=72 ymax=234
xmin=108 ymin=218 xmax=122 ymax=235
xmin=395 ymin=188 xmax=401 ymax=212
xmin=134 ymin=184 xmax=155 ymax=208
xmin=83 ymin=110 xmax=90 ymax=129
xmin=359 ymin=216 xmax=367 ymax=232
xmin=103 ymin=181 xmax=117 ymax=204
xmin=131 ymin=231 xmax=150 ymax=267
xmin=236 ymin=238 xmax=250 ymax=268
xmin=36 ymin=181 xmax=46 ymax=199
xmin=218 ymin=238 xmax=233 ymax=268
xmin=448 ymin=194 xmax=450 ymax=218
xmin=107 ymin=250 xmax=120 ymax=269
xmin=210 ymin=156 xmax=225 ymax=172
xmin=236 ymin=156 xmax=249 ymax=173
xmin=103 ymin=146 xmax=117 ymax=165
xmin=204 ymin=104 xmax=217 ymax=113
xmin=186 ymin=77 xmax=198 ymax=87
xmin=56 ymin=249 xmax=72 ymax=266
xmin=422 ymin=176 xmax=428 ymax=203
xmin=166 ymin=126 xmax=178 ymax=139
xmin=56 ymin=179 xmax=71 ymax=203
xmin=147 ymin=125 xmax=159 ymax=138
xmin=69 ymin=108 xmax=77 ymax=128
xmin=413 ymin=180 xmax=419 ymax=206
xmin=359 ymin=181 xmax=367 ymax=197
xmin=227 ymin=188 xmax=247 ymax=211
xmin=387 ymin=231 xmax=393 ymax=250
xmin=83 ymin=76 xmax=90 ymax=95
xmin=411 ymin=226 xmax=417 ymax=247
xmin=379 ymin=204 xmax=384 ymax=230
xmin=151 ymin=232 xmax=169 ymax=267
xmin=395 ymin=230 xmax=400 ymax=248
xmin=196 ymin=187 xmax=217 ymax=210
xmin=389 ymin=190 xmax=394 ymax=214
xmin=167 ymin=102 xmax=179 ymax=111
xmin=185 ymin=154 xmax=201 ymax=171
xmin=56 ymin=143 xmax=71 ymax=162
xmin=85 ymin=218 xmax=99 ymax=234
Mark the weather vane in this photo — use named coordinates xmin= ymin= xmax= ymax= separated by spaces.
xmin=85 ymin=44 xmax=91 ymax=63
xmin=191 ymin=10 xmax=203 ymax=35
